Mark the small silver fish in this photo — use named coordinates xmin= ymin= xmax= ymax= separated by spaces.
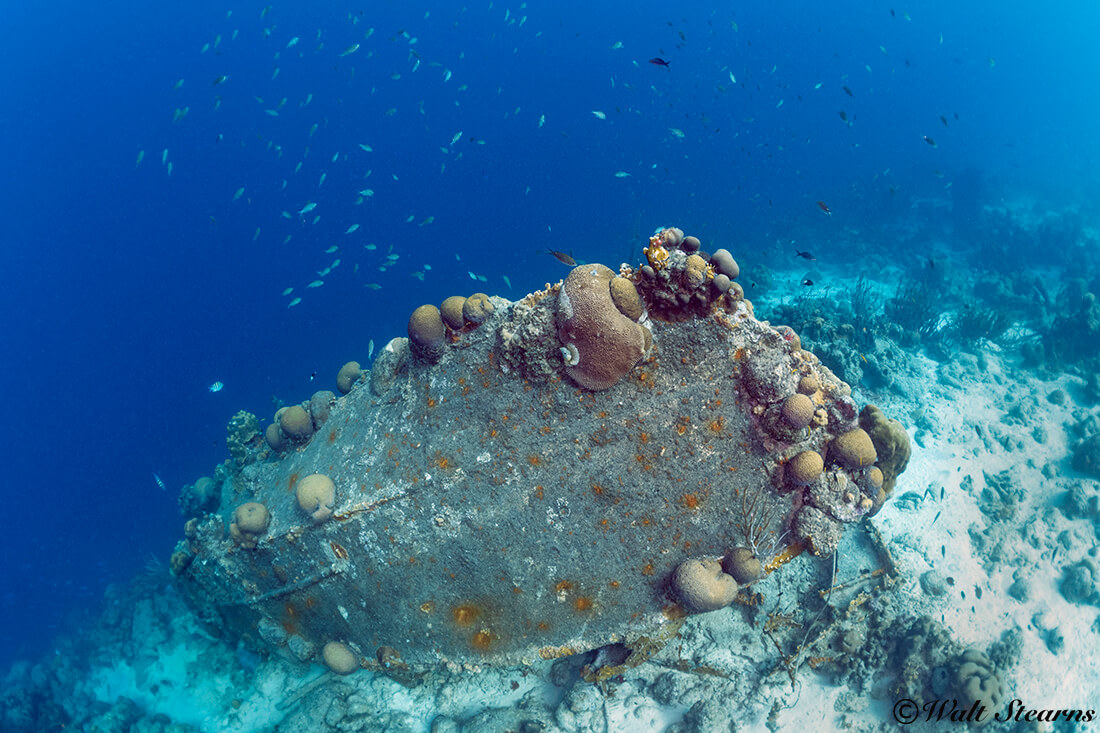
xmin=208 ymin=381 xmax=224 ymax=392
xmin=152 ymin=472 xmax=167 ymax=491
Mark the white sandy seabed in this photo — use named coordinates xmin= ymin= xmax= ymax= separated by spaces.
xmin=5 ymin=306 xmax=1099 ymax=733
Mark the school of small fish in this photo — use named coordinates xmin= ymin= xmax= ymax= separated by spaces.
xmin=135 ymin=4 xmax=971 ymax=323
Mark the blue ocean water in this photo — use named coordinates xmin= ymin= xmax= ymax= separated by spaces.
xmin=0 ymin=0 xmax=1097 ymax=671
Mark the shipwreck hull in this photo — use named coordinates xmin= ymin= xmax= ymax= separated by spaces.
xmin=177 ymin=256 xmax=897 ymax=671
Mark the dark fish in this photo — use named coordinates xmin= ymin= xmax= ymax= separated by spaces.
xmin=954 ymin=112 xmax=959 ymax=120
xmin=543 ymin=248 xmax=576 ymax=266
xmin=816 ymin=200 xmax=832 ymax=214
xmin=802 ymin=278 xmax=814 ymax=287
xmin=309 ymin=371 xmax=317 ymax=381
xmin=940 ymin=115 xmax=948 ymax=127
xmin=795 ymin=250 xmax=816 ymax=260
xmin=838 ymin=110 xmax=848 ymax=121
xmin=923 ymin=135 xmax=937 ymax=147
xmin=648 ymin=57 xmax=671 ymax=67
xmin=890 ymin=8 xmax=895 ymax=17
xmin=842 ymin=85 xmax=853 ymax=97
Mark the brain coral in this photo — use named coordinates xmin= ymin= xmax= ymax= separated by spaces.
xmin=462 ymin=293 xmax=494 ymax=325
xmin=336 ymin=361 xmax=361 ymax=395
xmin=229 ymin=502 xmax=270 ymax=549
xmin=309 ymin=390 xmax=336 ymax=430
xmin=672 ymin=558 xmax=739 ymax=612
xmin=830 ymin=428 xmax=877 ymax=469
xmin=296 ymin=473 xmax=336 ymax=523
xmin=955 ymin=649 xmax=1005 ymax=725
xmin=279 ymin=405 xmax=314 ymax=442
xmin=440 ymin=296 xmax=467 ymax=330
xmin=556 ymin=264 xmax=647 ymax=391
xmin=781 ymin=393 xmax=815 ymax=429
xmin=408 ymin=304 xmax=446 ymax=360
xmin=787 ymin=450 xmax=824 ymax=486
xmin=684 ymin=254 xmax=709 ymax=289
xmin=322 ymin=641 xmax=359 ymax=675
xmin=609 ymin=276 xmax=644 ymax=320
xmin=724 ymin=547 xmax=764 ymax=584
xmin=265 ymin=423 xmax=287 ymax=453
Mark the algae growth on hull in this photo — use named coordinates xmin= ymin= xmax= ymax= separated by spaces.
xmin=173 ymin=228 xmax=909 ymax=672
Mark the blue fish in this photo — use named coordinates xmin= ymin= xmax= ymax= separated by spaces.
xmin=209 ymin=381 xmax=224 ymax=393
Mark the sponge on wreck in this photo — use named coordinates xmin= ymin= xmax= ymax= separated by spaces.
xmin=556 ymin=264 xmax=647 ymax=391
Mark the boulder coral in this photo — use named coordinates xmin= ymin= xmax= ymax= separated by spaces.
xmin=672 ymin=558 xmax=739 ymax=612
xmin=830 ymin=428 xmax=877 ymax=469
xmin=279 ymin=405 xmax=314 ymax=442
xmin=786 ymin=450 xmax=824 ymax=486
xmin=462 ymin=293 xmax=494 ymax=325
xmin=556 ymin=264 xmax=647 ymax=390
xmin=609 ymin=276 xmax=644 ymax=321
xmin=723 ymin=547 xmax=764 ymax=584
xmin=336 ymin=361 xmax=361 ymax=395
xmin=781 ymin=393 xmax=815 ymax=429
xmin=440 ymin=296 xmax=467 ymax=330
xmin=710 ymin=248 xmax=739 ymax=279
xmin=309 ymin=390 xmax=336 ymax=430
xmin=684 ymin=254 xmax=709 ymax=289
xmin=265 ymin=423 xmax=287 ymax=453
xmin=859 ymin=405 xmax=911 ymax=492
xmin=229 ymin=502 xmax=270 ymax=549
xmin=407 ymin=304 xmax=447 ymax=361
xmin=322 ymin=641 xmax=359 ymax=675
xmin=296 ymin=473 xmax=336 ymax=523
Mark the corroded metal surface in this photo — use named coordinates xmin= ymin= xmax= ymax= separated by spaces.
xmin=177 ymin=258 xmax=894 ymax=670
